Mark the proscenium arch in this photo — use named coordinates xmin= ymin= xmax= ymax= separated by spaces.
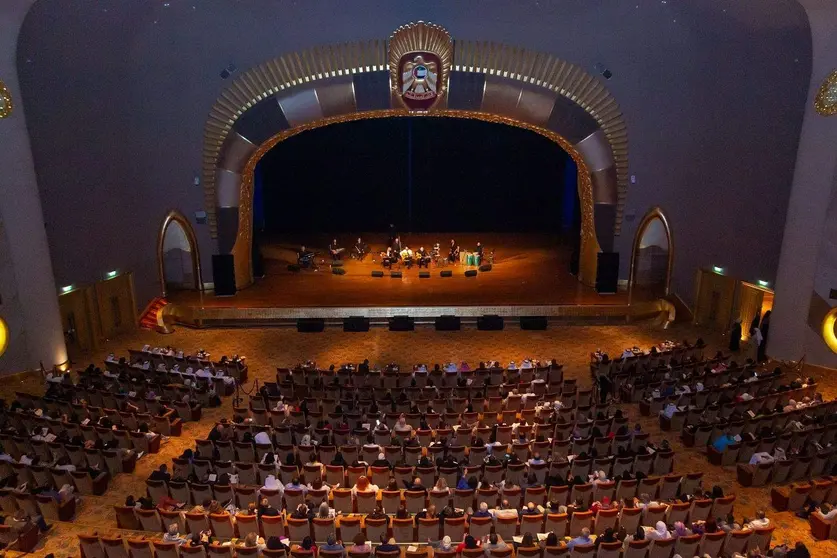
xmin=231 ymin=109 xmax=597 ymax=288
xmin=203 ymin=33 xmax=629 ymax=289
xmin=157 ymin=209 xmax=203 ymax=298
xmin=628 ymin=206 xmax=674 ymax=305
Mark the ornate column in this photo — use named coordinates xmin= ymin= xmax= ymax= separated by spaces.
xmin=0 ymin=0 xmax=68 ymax=372
xmin=770 ymin=0 xmax=837 ymax=366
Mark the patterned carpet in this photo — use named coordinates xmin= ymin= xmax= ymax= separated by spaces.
xmin=3 ymin=321 xmax=836 ymax=557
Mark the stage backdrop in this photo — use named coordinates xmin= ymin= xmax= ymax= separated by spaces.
xmin=256 ymin=117 xmax=578 ymax=235
xmin=17 ymin=0 xmax=811 ymax=306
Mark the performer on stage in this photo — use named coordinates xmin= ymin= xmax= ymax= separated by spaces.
xmin=475 ymin=241 xmax=484 ymax=264
xmin=298 ymin=245 xmax=316 ymax=269
xmin=380 ymin=246 xmax=394 ymax=268
xmin=392 ymin=236 xmax=403 ymax=259
xmin=329 ymin=238 xmax=344 ymax=260
xmin=401 ymin=246 xmax=414 ymax=268
xmin=417 ymin=246 xmax=430 ymax=268
xmin=353 ymin=237 xmax=367 ymax=261
xmin=448 ymin=239 xmax=460 ymax=263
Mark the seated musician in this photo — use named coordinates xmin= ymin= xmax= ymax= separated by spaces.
xmin=381 ymin=246 xmax=394 ymax=268
xmin=448 ymin=239 xmax=460 ymax=263
xmin=329 ymin=238 xmax=343 ymax=260
xmin=297 ymin=245 xmax=314 ymax=268
xmin=354 ymin=237 xmax=367 ymax=260
xmin=402 ymin=246 xmax=414 ymax=268
xmin=416 ymin=246 xmax=429 ymax=268
xmin=475 ymin=241 xmax=484 ymax=264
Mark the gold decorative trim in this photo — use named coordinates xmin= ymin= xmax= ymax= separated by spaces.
xmin=0 ymin=80 xmax=12 ymax=119
xmin=814 ymin=69 xmax=837 ymax=116
xmin=388 ymin=21 xmax=453 ymax=111
xmin=232 ymin=109 xmax=599 ymax=289
xmin=202 ymin=32 xmax=628 ymax=236
xmin=822 ymin=306 xmax=837 ymax=354
xmin=157 ymin=209 xmax=204 ymax=298
xmin=628 ymin=206 xmax=674 ymax=305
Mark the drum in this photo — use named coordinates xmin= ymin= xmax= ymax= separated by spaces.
xmin=467 ymin=253 xmax=477 ymax=266
xmin=459 ymin=251 xmax=468 ymax=264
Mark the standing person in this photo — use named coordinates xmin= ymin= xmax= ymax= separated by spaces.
xmin=750 ymin=325 xmax=764 ymax=362
xmin=729 ymin=319 xmax=742 ymax=352
xmin=759 ymin=310 xmax=771 ymax=362
xmin=597 ymin=373 xmax=612 ymax=404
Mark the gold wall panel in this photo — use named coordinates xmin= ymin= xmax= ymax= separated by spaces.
xmin=58 ymin=287 xmax=98 ymax=352
xmin=316 ymin=79 xmax=358 ymax=118
xmin=94 ymin=273 xmax=137 ymax=339
xmin=693 ymin=269 xmax=736 ymax=331
xmin=516 ymin=87 xmax=559 ymax=128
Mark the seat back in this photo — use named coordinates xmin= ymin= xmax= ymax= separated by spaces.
xmin=593 ymin=508 xmax=618 ymax=534
xmin=648 ymin=538 xmax=675 ymax=558
xmin=594 ymin=542 xmax=622 ymax=558
xmin=673 ymin=534 xmax=700 ymax=558
xmin=339 ymin=516 xmax=362 ymax=542
xmin=698 ymin=531 xmax=726 ymax=557
xmin=209 ymin=513 xmax=234 ymax=539
xmin=443 ymin=516 xmax=466 ymax=540
xmin=79 ymin=535 xmax=106 ymax=558
xmin=568 ymin=511 xmax=593 ymax=537
xmin=135 ymin=508 xmax=163 ymax=532
xmin=724 ymin=530 xmax=752 ymax=556
xmin=151 ymin=541 xmax=180 ymax=558
xmin=618 ymin=507 xmax=642 ymax=534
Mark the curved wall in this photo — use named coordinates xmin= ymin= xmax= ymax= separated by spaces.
xmin=17 ymin=0 xmax=811 ymax=306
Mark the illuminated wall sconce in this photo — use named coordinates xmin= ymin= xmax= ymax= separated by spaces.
xmin=757 ymin=280 xmax=769 ymax=288
xmin=106 ymin=270 xmax=119 ymax=279
xmin=60 ymin=285 xmax=73 ymax=294
xmin=712 ymin=266 xmax=724 ymax=274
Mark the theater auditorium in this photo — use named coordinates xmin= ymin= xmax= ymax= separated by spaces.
xmin=1 ymin=1 xmax=837 ymax=557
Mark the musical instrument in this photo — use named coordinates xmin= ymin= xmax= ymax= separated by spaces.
xmin=298 ymin=251 xmax=317 ymax=269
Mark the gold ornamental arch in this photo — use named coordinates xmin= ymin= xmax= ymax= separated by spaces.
xmin=157 ymin=209 xmax=203 ymax=298
xmin=627 ymin=206 xmax=674 ymax=305
xmin=202 ymin=22 xmax=629 ymax=289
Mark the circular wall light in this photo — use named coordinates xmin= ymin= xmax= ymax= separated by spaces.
xmin=0 ymin=317 xmax=8 ymax=358
xmin=822 ymin=307 xmax=837 ymax=354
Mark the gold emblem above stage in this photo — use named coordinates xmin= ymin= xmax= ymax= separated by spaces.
xmin=389 ymin=22 xmax=453 ymax=111
xmin=0 ymin=80 xmax=13 ymax=119
xmin=815 ymin=69 xmax=837 ymax=117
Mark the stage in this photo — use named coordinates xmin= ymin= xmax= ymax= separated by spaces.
xmin=164 ymin=233 xmax=668 ymax=327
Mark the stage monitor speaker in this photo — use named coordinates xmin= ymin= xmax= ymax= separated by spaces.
xmin=331 ymin=260 xmax=344 ymax=267
xmin=371 ymin=270 xmax=384 ymax=278
xmin=596 ymin=252 xmax=620 ymax=294
xmin=297 ymin=318 xmax=325 ymax=333
xmin=479 ymin=264 xmax=492 ymax=272
xmin=389 ymin=316 xmax=414 ymax=331
xmin=520 ymin=316 xmax=548 ymax=330
xmin=212 ymin=254 xmax=236 ymax=296
xmin=464 ymin=269 xmax=478 ymax=277
xmin=343 ymin=316 xmax=370 ymax=332
xmin=288 ymin=264 xmax=301 ymax=273
xmin=332 ymin=267 xmax=346 ymax=275
xmin=477 ymin=315 xmax=504 ymax=331
xmin=419 ymin=271 xmax=430 ymax=279
xmin=435 ymin=315 xmax=460 ymax=331
xmin=440 ymin=270 xmax=453 ymax=277
xmin=390 ymin=271 xmax=402 ymax=278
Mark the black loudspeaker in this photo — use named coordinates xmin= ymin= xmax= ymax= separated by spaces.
xmin=440 ymin=270 xmax=453 ymax=277
xmin=331 ymin=260 xmax=344 ymax=267
xmin=212 ymin=254 xmax=236 ymax=296
xmin=389 ymin=316 xmax=414 ymax=331
xmin=520 ymin=316 xmax=548 ymax=330
xmin=477 ymin=315 xmax=504 ymax=331
xmin=391 ymin=271 xmax=402 ymax=278
xmin=297 ymin=318 xmax=325 ymax=333
xmin=435 ymin=315 xmax=460 ymax=331
xmin=371 ymin=270 xmax=384 ymax=278
xmin=464 ymin=270 xmax=478 ymax=277
xmin=419 ymin=271 xmax=430 ymax=279
xmin=343 ymin=316 xmax=370 ymax=332
xmin=288 ymin=264 xmax=301 ymax=272
xmin=479 ymin=264 xmax=492 ymax=272
xmin=596 ymin=252 xmax=620 ymax=294
xmin=332 ymin=267 xmax=346 ymax=275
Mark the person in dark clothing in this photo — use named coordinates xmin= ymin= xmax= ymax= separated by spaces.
xmin=729 ymin=319 xmax=742 ymax=352
xmin=149 ymin=464 xmax=171 ymax=483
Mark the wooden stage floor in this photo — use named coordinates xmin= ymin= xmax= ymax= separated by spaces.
xmin=173 ymin=233 xmax=631 ymax=310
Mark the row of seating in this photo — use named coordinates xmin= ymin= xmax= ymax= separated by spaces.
xmin=628 ymin=367 xmax=767 ymax=407
xmin=588 ymin=345 xmax=709 ymax=378
xmin=0 ymin=424 xmax=161 ymax=456
xmin=669 ymin=385 xmax=822 ymax=438
xmin=124 ymin=348 xmax=247 ymax=381
xmin=638 ymin=373 xmax=784 ymax=415
xmin=119 ymin=496 xmax=737 ymax=547
xmin=142 ymin=471 xmax=707 ymax=518
xmin=768 ymin=476 xmax=837 ymax=512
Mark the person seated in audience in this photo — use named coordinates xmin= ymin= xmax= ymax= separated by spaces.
xmin=527 ymin=452 xmax=545 ymax=466
xmin=316 ymin=501 xmax=335 ymax=519
xmin=711 ymin=429 xmax=737 ymax=453
xmin=149 ymin=463 xmax=171 ymax=482
xmin=404 ymin=476 xmax=425 ymax=492
xmin=347 ymin=533 xmax=371 ymax=554
xmin=590 ymin=496 xmax=615 ymax=515
xmin=416 ymin=504 xmax=438 ymax=521
xmin=645 ymin=521 xmax=672 ymax=541
xmin=431 ymin=478 xmax=449 ymax=496
xmin=812 ymin=503 xmax=837 ymax=521
xmin=321 ymin=533 xmax=343 ymax=555
xmin=163 ymin=522 xmax=187 ymax=545
xmin=352 ymin=475 xmax=379 ymax=497
xmin=378 ymin=534 xmax=399 ymax=553
xmin=483 ymin=533 xmax=509 ymax=555
xmin=718 ymin=513 xmax=741 ymax=532
xmin=258 ymin=497 xmax=280 ymax=517
xmin=456 ymin=535 xmax=481 ymax=553
xmin=520 ymin=501 xmax=541 ymax=516
xmin=567 ymin=527 xmax=592 ymax=550
xmin=292 ymin=536 xmax=317 ymax=556
xmin=286 ymin=476 xmax=308 ymax=496
xmin=472 ymin=502 xmax=492 ymax=518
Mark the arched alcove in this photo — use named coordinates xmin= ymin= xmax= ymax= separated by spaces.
xmin=629 ymin=207 xmax=673 ymax=303
xmin=157 ymin=210 xmax=202 ymax=297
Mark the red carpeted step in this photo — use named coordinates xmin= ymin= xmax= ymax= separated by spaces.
xmin=138 ymin=297 xmax=168 ymax=330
